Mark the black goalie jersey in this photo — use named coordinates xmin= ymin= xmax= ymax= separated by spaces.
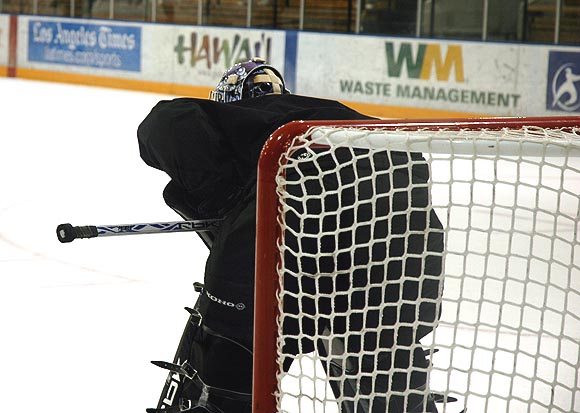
xmin=138 ymin=94 xmax=444 ymax=413
xmin=138 ymin=94 xmax=377 ymax=346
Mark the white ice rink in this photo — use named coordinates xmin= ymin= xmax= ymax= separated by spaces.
xmin=1 ymin=78 xmax=579 ymax=413
xmin=0 ymin=78 xmax=209 ymax=413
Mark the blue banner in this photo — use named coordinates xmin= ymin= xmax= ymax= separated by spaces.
xmin=546 ymin=51 xmax=580 ymax=113
xmin=28 ymin=20 xmax=141 ymax=72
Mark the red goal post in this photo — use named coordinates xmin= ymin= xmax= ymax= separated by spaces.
xmin=253 ymin=116 xmax=580 ymax=413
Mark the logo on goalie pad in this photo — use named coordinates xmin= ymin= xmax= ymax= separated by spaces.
xmin=161 ymin=358 xmax=183 ymax=408
xmin=205 ymin=290 xmax=246 ymax=311
xmin=547 ymin=51 xmax=580 ymax=113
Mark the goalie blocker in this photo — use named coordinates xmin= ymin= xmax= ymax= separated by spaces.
xmin=139 ymin=58 xmax=444 ymax=412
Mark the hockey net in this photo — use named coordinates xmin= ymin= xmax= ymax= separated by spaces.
xmin=253 ymin=117 xmax=580 ymax=413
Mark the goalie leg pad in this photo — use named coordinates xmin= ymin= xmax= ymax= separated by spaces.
xmin=316 ymin=332 xmax=439 ymax=413
xmin=150 ymin=303 xmax=253 ymax=413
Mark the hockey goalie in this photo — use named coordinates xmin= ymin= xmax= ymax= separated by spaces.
xmin=137 ymin=58 xmax=444 ymax=413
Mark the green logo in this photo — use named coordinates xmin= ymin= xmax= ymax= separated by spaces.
xmin=386 ymin=42 xmax=464 ymax=82
xmin=174 ymin=32 xmax=271 ymax=69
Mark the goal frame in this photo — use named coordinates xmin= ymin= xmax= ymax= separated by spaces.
xmin=252 ymin=115 xmax=580 ymax=413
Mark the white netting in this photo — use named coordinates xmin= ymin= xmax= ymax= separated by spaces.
xmin=271 ymin=125 xmax=580 ymax=413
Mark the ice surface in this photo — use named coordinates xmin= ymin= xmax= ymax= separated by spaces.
xmin=2 ymin=77 xmax=578 ymax=413
xmin=0 ymin=78 xmax=208 ymax=413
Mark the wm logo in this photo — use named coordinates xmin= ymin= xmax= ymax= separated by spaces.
xmin=386 ymin=42 xmax=464 ymax=82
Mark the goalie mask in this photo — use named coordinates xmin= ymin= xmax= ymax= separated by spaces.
xmin=210 ymin=57 xmax=289 ymax=103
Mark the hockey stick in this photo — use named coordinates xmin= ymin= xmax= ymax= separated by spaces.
xmin=56 ymin=219 xmax=223 ymax=243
